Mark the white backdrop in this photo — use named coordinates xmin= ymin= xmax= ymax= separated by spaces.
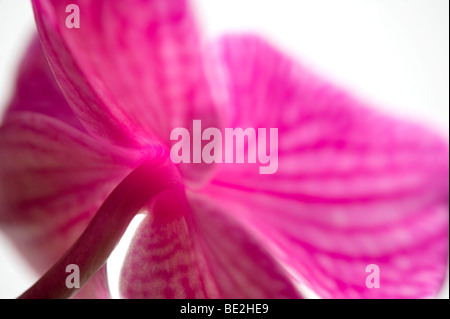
xmin=0 ymin=0 xmax=448 ymax=298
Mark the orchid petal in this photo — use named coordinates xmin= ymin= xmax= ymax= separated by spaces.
xmin=31 ymin=0 xmax=223 ymax=148
xmin=1 ymin=37 xmax=140 ymax=298
xmin=188 ymin=192 xmax=302 ymax=298
xmin=201 ymin=35 xmax=449 ymax=298
xmin=20 ymin=153 xmax=183 ymax=299
xmin=0 ymin=112 xmax=142 ymax=298
xmin=119 ymin=188 xmax=301 ymax=298
xmin=5 ymin=35 xmax=84 ymax=131
xmin=119 ymin=188 xmax=213 ymax=299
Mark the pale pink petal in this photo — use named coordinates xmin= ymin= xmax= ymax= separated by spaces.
xmin=200 ymin=35 xmax=449 ymax=298
xmin=120 ymin=188 xmax=301 ymax=298
xmin=31 ymin=0 xmax=223 ymax=148
xmin=0 ymin=113 xmax=142 ymax=298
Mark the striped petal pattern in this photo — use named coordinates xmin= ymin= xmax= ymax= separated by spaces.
xmin=31 ymin=0 xmax=223 ymax=148
xmin=200 ymin=35 xmax=449 ymax=298
xmin=120 ymin=189 xmax=301 ymax=298
xmin=0 ymin=113 xmax=141 ymax=297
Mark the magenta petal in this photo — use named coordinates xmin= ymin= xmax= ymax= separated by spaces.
xmin=120 ymin=188 xmax=301 ymax=298
xmin=201 ymin=35 xmax=449 ymax=298
xmin=0 ymin=113 xmax=141 ymax=298
xmin=5 ymin=35 xmax=84 ymax=131
xmin=31 ymin=0 xmax=223 ymax=148
xmin=19 ymin=153 xmax=183 ymax=299
xmin=120 ymin=188 xmax=213 ymax=299
xmin=188 ymin=192 xmax=302 ymax=298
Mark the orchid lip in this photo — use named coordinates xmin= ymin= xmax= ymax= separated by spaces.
xmin=19 ymin=153 xmax=183 ymax=299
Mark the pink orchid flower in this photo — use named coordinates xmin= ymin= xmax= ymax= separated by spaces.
xmin=0 ymin=0 xmax=448 ymax=299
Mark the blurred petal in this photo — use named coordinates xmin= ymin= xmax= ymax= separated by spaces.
xmin=19 ymin=152 xmax=183 ymax=299
xmin=32 ymin=0 xmax=223 ymax=148
xmin=188 ymin=192 xmax=302 ymax=298
xmin=120 ymin=188 xmax=213 ymax=299
xmin=5 ymin=35 xmax=84 ymax=131
xmin=120 ymin=188 xmax=300 ymax=298
xmin=0 ymin=112 xmax=142 ymax=298
xmin=201 ymin=35 xmax=449 ymax=298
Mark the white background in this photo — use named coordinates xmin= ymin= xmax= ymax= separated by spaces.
xmin=0 ymin=0 xmax=448 ymax=298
